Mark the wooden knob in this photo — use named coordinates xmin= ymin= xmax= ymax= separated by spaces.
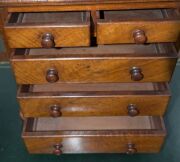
xmin=130 ymin=67 xmax=144 ymax=81
xmin=127 ymin=104 xmax=139 ymax=117
xmin=53 ymin=144 xmax=63 ymax=155
xmin=50 ymin=105 xmax=61 ymax=117
xmin=126 ymin=143 xmax=137 ymax=155
xmin=133 ymin=29 xmax=147 ymax=44
xmin=41 ymin=33 xmax=55 ymax=48
xmin=46 ymin=68 xmax=59 ymax=83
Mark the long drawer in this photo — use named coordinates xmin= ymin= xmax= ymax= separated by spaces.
xmin=18 ymin=82 xmax=170 ymax=117
xmin=4 ymin=11 xmax=90 ymax=48
xmin=22 ymin=116 xmax=166 ymax=154
xmin=97 ymin=9 xmax=180 ymax=44
xmin=11 ymin=43 xmax=177 ymax=84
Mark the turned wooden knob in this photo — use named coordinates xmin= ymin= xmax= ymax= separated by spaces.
xmin=41 ymin=33 xmax=55 ymax=48
xmin=126 ymin=143 xmax=137 ymax=155
xmin=130 ymin=67 xmax=144 ymax=81
xmin=50 ymin=105 xmax=61 ymax=117
xmin=127 ymin=104 xmax=139 ymax=117
xmin=133 ymin=29 xmax=147 ymax=44
xmin=46 ymin=68 xmax=59 ymax=83
xmin=53 ymin=144 xmax=63 ymax=155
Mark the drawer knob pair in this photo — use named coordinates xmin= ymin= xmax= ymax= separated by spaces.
xmin=130 ymin=67 xmax=144 ymax=81
xmin=50 ymin=104 xmax=139 ymax=117
xmin=46 ymin=67 xmax=143 ymax=83
xmin=53 ymin=143 xmax=136 ymax=155
xmin=50 ymin=105 xmax=61 ymax=117
xmin=41 ymin=33 xmax=55 ymax=48
xmin=133 ymin=29 xmax=147 ymax=44
xmin=53 ymin=144 xmax=63 ymax=155
xmin=126 ymin=143 xmax=137 ymax=154
xmin=41 ymin=30 xmax=147 ymax=48
xmin=127 ymin=104 xmax=139 ymax=117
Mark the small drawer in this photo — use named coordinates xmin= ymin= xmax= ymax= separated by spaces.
xmin=97 ymin=9 xmax=180 ymax=44
xmin=11 ymin=43 xmax=177 ymax=84
xmin=4 ymin=11 xmax=90 ymax=48
xmin=18 ymin=83 xmax=170 ymax=117
xmin=22 ymin=116 xmax=166 ymax=154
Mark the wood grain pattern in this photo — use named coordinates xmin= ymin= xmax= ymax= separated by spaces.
xmin=22 ymin=117 xmax=166 ymax=154
xmin=11 ymin=44 xmax=177 ymax=84
xmin=5 ymin=12 xmax=90 ymax=48
xmin=18 ymin=83 xmax=170 ymax=117
xmin=0 ymin=0 xmax=179 ymax=6
xmin=0 ymin=0 xmax=179 ymax=155
xmin=0 ymin=0 xmax=177 ymax=2
xmin=97 ymin=9 xmax=180 ymax=44
xmin=6 ymin=2 xmax=180 ymax=12
xmin=23 ymin=136 xmax=165 ymax=154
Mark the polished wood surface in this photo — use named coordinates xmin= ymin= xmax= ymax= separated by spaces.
xmin=1 ymin=0 xmax=177 ymax=3
xmin=97 ymin=9 xmax=180 ymax=44
xmin=0 ymin=0 xmax=179 ymax=9
xmin=5 ymin=12 xmax=90 ymax=48
xmin=6 ymin=2 xmax=180 ymax=13
xmin=2 ymin=0 xmax=179 ymax=155
xmin=23 ymin=135 xmax=165 ymax=154
xmin=18 ymin=83 xmax=170 ymax=117
xmin=22 ymin=117 xmax=166 ymax=154
xmin=11 ymin=44 xmax=177 ymax=84
xmin=0 ymin=0 xmax=178 ymax=5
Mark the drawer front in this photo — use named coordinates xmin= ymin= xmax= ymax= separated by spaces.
xmin=11 ymin=56 xmax=177 ymax=84
xmin=24 ymin=136 xmax=164 ymax=154
xmin=5 ymin=12 xmax=90 ymax=48
xmin=97 ymin=9 xmax=180 ymax=44
xmin=5 ymin=27 xmax=90 ymax=48
xmin=18 ymin=83 xmax=170 ymax=117
xmin=23 ymin=117 xmax=166 ymax=154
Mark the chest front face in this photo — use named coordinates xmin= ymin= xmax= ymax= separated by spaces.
xmin=1 ymin=0 xmax=179 ymax=155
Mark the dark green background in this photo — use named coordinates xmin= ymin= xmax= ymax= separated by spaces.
xmin=0 ymin=45 xmax=180 ymax=161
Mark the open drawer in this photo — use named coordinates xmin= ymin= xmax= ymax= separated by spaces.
xmin=18 ymin=82 xmax=170 ymax=117
xmin=4 ymin=11 xmax=90 ymax=48
xmin=11 ymin=43 xmax=177 ymax=84
xmin=22 ymin=116 xmax=166 ymax=154
xmin=97 ymin=9 xmax=180 ymax=44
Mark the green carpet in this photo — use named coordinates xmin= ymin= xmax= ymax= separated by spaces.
xmin=0 ymin=64 xmax=180 ymax=162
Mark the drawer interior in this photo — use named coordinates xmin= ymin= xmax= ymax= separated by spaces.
xmin=99 ymin=9 xmax=180 ymax=21
xmin=25 ymin=116 xmax=165 ymax=132
xmin=7 ymin=11 xmax=89 ymax=24
xmin=14 ymin=43 xmax=177 ymax=57
xmin=20 ymin=82 xmax=169 ymax=94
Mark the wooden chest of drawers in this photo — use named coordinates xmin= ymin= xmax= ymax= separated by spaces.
xmin=0 ymin=0 xmax=179 ymax=155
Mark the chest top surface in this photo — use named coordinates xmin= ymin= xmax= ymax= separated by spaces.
xmin=0 ymin=0 xmax=179 ymax=6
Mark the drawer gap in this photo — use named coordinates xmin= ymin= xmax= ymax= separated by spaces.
xmin=24 ymin=116 xmax=165 ymax=132
xmin=18 ymin=82 xmax=170 ymax=97
xmin=7 ymin=11 xmax=89 ymax=25
xmin=161 ymin=9 xmax=180 ymax=19
xmin=99 ymin=9 xmax=179 ymax=21
xmin=28 ymin=83 xmax=168 ymax=93
xmin=13 ymin=43 xmax=177 ymax=57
